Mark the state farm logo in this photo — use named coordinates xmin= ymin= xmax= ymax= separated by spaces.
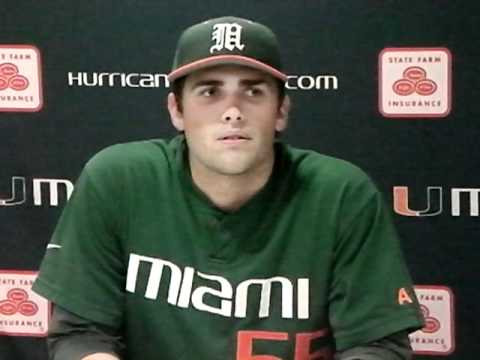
xmin=392 ymin=67 xmax=437 ymax=96
xmin=0 ymin=63 xmax=30 ymax=91
xmin=0 ymin=289 xmax=38 ymax=316
xmin=0 ymin=271 xmax=50 ymax=337
xmin=420 ymin=305 xmax=440 ymax=333
xmin=410 ymin=286 xmax=455 ymax=355
xmin=0 ymin=45 xmax=43 ymax=112
xmin=379 ymin=47 xmax=451 ymax=118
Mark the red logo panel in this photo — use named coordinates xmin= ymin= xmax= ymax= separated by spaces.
xmin=0 ymin=270 xmax=50 ymax=337
xmin=0 ymin=45 xmax=43 ymax=112
xmin=379 ymin=47 xmax=451 ymax=118
xmin=410 ymin=285 xmax=455 ymax=355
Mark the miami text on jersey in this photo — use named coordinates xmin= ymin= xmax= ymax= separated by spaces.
xmin=126 ymin=253 xmax=310 ymax=319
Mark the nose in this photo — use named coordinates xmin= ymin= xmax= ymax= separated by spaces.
xmin=222 ymin=106 xmax=243 ymax=123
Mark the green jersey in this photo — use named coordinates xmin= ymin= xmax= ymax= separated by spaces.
xmin=33 ymin=135 xmax=423 ymax=359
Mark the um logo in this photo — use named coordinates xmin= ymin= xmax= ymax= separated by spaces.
xmin=0 ymin=177 xmax=74 ymax=207
xmin=393 ymin=186 xmax=480 ymax=217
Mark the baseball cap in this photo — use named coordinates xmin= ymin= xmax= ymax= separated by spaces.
xmin=167 ymin=16 xmax=287 ymax=83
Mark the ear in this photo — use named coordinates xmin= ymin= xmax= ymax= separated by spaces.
xmin=275 ymin=95 xmax=290 ymax=132
xmin=167 ymin=92 xmax=184 ymax=131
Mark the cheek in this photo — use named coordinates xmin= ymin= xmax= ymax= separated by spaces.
xmin=181 ymin=107 xmax=205 ymax=132
xmin=181 ymin=102 xmax=219 ymax=130
xmin=181 ymin=113 xmax=213 ymax=149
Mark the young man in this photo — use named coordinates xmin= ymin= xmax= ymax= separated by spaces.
xmin=33 ymin=16 xmax=424 ymax=360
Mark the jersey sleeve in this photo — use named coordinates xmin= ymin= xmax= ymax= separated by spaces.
xmin=328 ymin=174 xmax=424 ymax=351
xmin=33 ymin=149 xmax=127 ymax=328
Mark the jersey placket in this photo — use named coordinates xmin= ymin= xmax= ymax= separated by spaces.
xmin=175 ymin=136 xmax=288 ymax=264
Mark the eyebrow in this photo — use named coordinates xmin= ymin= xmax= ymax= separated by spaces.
xmin=240 ymin=79 xmax=268 ymax=87
xmin=189 ymin=78 xmax=269 ymax=90
xmin=190 ymin=79 xmax=223 ymax=89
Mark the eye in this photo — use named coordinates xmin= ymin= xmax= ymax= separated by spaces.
xmin=199 ymin=87 xmax=216 ymax=97
xmin=246 ymin=87 xmax=263 ymax=97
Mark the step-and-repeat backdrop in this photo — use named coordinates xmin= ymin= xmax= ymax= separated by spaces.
xmin=1 ymin=1 xmax=479 ymax=359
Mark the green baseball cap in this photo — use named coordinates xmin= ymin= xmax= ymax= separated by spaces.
xmin=168 ymin=16 xmax=287 ymax=83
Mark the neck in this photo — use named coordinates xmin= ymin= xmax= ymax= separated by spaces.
xmin=189 ymin=157 xmax=275 ymax=212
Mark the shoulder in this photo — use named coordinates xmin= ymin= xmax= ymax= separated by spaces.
xmin=281 ymin=143 xmax=375 ymax=194
xmin=75 ymin=136 xmax=184 ymax=195
xmin=84 ymin=136 xmax=182 ymax=176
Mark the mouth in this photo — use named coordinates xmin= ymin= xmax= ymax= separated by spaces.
xmin=219 ymin=135 xmax=249 ymax=140
xmin=217 ymin=134 xmax=251 ymax=144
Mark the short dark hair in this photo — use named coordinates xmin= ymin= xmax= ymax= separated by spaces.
xmin=171 ymin=75 xmax=286 ymax=113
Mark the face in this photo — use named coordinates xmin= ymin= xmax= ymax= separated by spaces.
xmin=168 ymin=65 xmax=289 ymax=178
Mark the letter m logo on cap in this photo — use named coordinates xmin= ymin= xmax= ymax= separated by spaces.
xmin=210 ymin=23 xmax=245 ymax=53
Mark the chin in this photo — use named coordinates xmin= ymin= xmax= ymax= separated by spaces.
xmin=215 ymin=164 xmax=252 ymax=176
xmin=212 ymin=158 xmax=254 ymax=176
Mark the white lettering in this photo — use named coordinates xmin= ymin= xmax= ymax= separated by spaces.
xmin=125 ymin=73 xmax=140 ymax=88
xmin=210 ymin=23 xmax=244 ymax=53
xmin=154 ymin=73 xmax=169 ymax=88
xmin=107 ymin=73 xmax=121 ymax=87
xmin=126 ymin=254 xmax=182 ymax=304
xmin=82 ymin=72 xmax=98 ymax=87
xmin=67 ymin=72 xmax=170 ymax=88
xmin=138 ymin=74 xmax=155 ymax=88
xmin=176 ymin=266 xmax=195 ymax=308
xmin=297 ymin=278 xmax=310 ymax=319
xmin=451 ymin=188 xmax=480 ymax=216
xmin=126 ymin=253 xmax=310 ymax=319
xmin=67 ymin=72 xmax=82 ymax=86
xmin=191 ymin=271 xmax=233 ymax=317
xmin=32 ymin=178 xmax=74 ymax=206
xmin=286 ymin=75 xmax=338 ymax=90
xmin=317 ymin=75 xmax=338 ymax=89
xmin=235 ymin=277 xmax=293 ymax=319
xmin=98 ymin=72 xmax=110 ymax=87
